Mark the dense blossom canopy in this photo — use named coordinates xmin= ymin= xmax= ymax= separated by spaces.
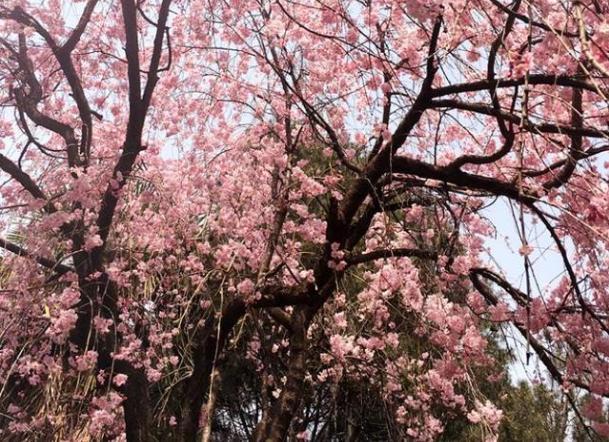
xmin=1 ymin=0 xmax=609 ymax=440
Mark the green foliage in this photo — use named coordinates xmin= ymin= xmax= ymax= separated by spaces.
xmin=497 ymin=381 xmax=568 ymax=442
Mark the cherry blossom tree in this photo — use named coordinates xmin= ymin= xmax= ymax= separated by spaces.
xmin=2 ymin=0 xmax=609 ymax=440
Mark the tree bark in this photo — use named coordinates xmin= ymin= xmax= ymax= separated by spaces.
xmin=253 ymin=307 xmax=308 ymax=441
xmin=117 ymin=361 xmax=152 ymax=442
xmin=178 ymin=301 xmax=246 ymax=442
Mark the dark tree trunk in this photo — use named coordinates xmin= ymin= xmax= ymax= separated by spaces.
xmin=254 ymin=308 xmax=308 ymax=441
xmin=117 ymin=362 xmax=152 ymax=442
xmin=178 ymin=300 xmax=247 ymax=442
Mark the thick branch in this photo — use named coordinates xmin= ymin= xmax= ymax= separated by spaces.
xmin=61 ymin=0 xmax=99 ymax=53
xmin=429 ymin=99 xmax=609 ymax=139
xmin=0 ymin=237 xmax=72 ymax=274
xmin=391 ymin=155 xmax=537 ymax=203
xmin=431 ymin=74 xmax=602 ymax=98
xmin=178 ymin=286 xmax=311 ymax=441
xmin=543 ymin=84 xmax=584 ymax=189
xmin=141 ymin=0 xmax=172 ymax=110
xmin=340 ymin=16 xmax=443 ymax=224
xmin=346 ymin=248 xmax=437 ymax=266
xmin=0 ymin=154 xmax=47 ymax=201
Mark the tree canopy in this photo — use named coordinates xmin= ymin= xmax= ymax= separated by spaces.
xmin=1 ymin=0 xmax=609 ymax=440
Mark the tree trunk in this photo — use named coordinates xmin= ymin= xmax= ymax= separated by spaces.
xmin=254 ymin=308 xmax=308 ymax=441
xmin=179 ymin=301 xmax=247 ymax=442
xmin=118 ymin=361 xmax=152 ymax=442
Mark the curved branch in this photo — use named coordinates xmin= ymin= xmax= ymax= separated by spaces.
xmin=0 ymin=153 xmax=47 ymax=201
xmin=431 ymin=74 xmax=603 ymax=98
xmin=429 ymin=99 xmax=609 ymax=139
xmin=391 ymin=155 xmax=537 ymax=203
xmin=62 ymin=0 xmax=99 ymax=53
xmin=0 ymin=237 xmax=73 ymax=274
xmin=346 ymin=248 xmax=437 ymax=266
xmin=542 ymin=83 xmax=584 ymax=189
